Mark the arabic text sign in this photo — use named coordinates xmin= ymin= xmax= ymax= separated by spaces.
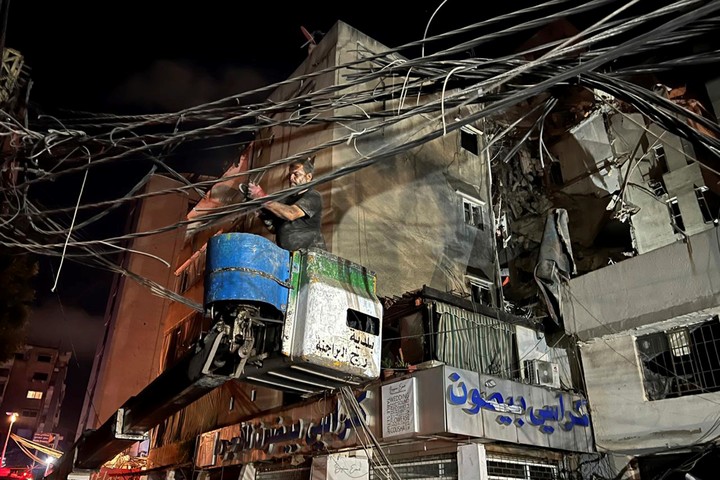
xmin=196 ymin=391 xmax=374 ymax=467
xmin=381 ymin=377 xmax=418 ymax=438
xmin=446 ymin=370 xmax=589 ymax=433
xmin=443 ymin=367 xmax=593 ymax=451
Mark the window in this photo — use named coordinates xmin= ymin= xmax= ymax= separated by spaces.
xmin=21 ymin=410 xmax=38 ymax=418
xmin=32 ymin=372 xmax=49 ymax=382
xmin=461 ymin=127 xmax=479 ymax=155
xmin=37 ymin=354 xmax=52 ymax=363
xmin=486 ymin=454 xmax=559 ymax=480
xmin=371 ymin=453 xmax=457 ymax=479
xmin=466 ymin=275 xmax=495 ymax=307
xmin=648 ymin=179 xmax=666 ymax=197
xmin=695 ymin=186 xmax=715 ymax=224
xmin=636 ymin=316 xmax=720 ymax=400
xmin=26 ymin=390 xmax=43 ymax=399
xmin=460 ymin=194 xmax=485 ymax=230
xmin=549 ymin=161 xmax=564 ymax=186
xmin=346 ymin=309 xmax=379 ymax=336
xmin=14 ymin=353 xmax=25 ymax=361
xmin=0 ymin=368 xmax=10 ymax=377
xmin=652 ymin=144 xmax=668 ymax=172
xmin=666 ymin=197 xmax=685 ymax=232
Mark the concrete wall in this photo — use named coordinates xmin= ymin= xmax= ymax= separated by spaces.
xmin=564 ymin=226 xmax=720 ymax=340
xmin=329 ymin=22 xmax=495 ymax=297
xmin=609 ymin=113 xmax=679 ymax=253
xmin=551 ymin=111 xmax=620 ymax=196
xmin=248 ymin=21 xmax=497 ymax=298
xmin=81 ymin=175 xmax=189 ymax=429
xmin=581 ymin=335 xmax=720 ymax=452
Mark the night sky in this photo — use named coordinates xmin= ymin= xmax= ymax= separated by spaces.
xmin=5 ymin=0 xmax=486 ymax=443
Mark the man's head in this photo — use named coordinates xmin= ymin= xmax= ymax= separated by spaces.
xmin=288 ymin=158 xmax=314 ymax=187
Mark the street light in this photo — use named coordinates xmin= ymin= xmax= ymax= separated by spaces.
xmin=44 ymin=456 xmax=55 ymax=476
xmin=1 ymin=412 xmax=19 ymax=468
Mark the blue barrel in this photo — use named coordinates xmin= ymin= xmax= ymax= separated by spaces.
xmin=205 ymin=233 xmax=291 ymax=314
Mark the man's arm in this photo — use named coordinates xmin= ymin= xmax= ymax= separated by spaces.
xmin=262 ymin=201 xmax=306 ymax=221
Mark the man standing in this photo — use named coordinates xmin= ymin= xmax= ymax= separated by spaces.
xmin=248 ymin=158 xmax=326 ymax=251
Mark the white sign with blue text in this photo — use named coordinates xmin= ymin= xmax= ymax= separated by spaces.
xmin=443 ymin=367 xmax=593 ymax=451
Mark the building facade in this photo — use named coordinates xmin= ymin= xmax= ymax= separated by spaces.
xmin=0 ymin=345 xmax=70 ymax=468
xmin=130 ymin=21 xmax=594 ymax=480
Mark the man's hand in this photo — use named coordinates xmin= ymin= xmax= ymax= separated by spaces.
xmin=248 ymin=182 xmax=267 ymax=199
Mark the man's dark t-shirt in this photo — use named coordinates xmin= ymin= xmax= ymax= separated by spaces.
xmin=269 ymin=189 xmax=326 ymax=251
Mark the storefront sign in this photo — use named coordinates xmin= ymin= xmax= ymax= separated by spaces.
xmin=443 ymin=367 xmax=593 ymax=451
xmin=446 ymin=371 xmax=589 ymax=434
xmin=196 ymin=391 xmax=375 ymax=468
xmin=381 ymin=377 xmax=418 ymax=438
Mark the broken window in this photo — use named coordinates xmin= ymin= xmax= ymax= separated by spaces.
xmin=466 ymin=275 xmax=494 ymax=306
xmin=648 ymin=179 xmax=666 ymax=197
xmin=460 ymin=195 xmax=485 ymax=230
xmin=549 ymin=161 xmax=564 ymax=186
xmin=695 ymin=186 xmax=715 ymax=223
xmin=346 ymin=308 xmax=380 ymax=335
xmin=652 ymin=144 xmax=668 ymax=173
xmin=666 ymin=197 xmax=685 ymax=232
xmin=461 ymin=127 xmax=479 ymax=155
xmin=636 ymin=316 xmax=720 ymax=400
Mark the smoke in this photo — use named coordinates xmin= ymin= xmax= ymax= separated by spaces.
xmin=26 ymin=303 xmax=104 ymax=362
xmin=110 ymin=59 xmax=271 ymax=111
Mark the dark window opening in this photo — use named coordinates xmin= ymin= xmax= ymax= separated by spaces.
xmin=461 ymin=129 xmax=479 ymax=155
xmin=637 ymin=316 xmax=720 ymax=400
xmin=0 ymin=368 xmax=10 ymax=377
xmin=470 ymin=283 xmax=494 ymax=306
xmin=695 ymin=186 xmax=715 ymax=223
xmin=32 ymin=372 xmax=49 ymax=382
xmin=667 ymin=198 xmax=685 ymax=232
xmin=21 ymin=410 xmax=38 ymax=418
xmin=653 ymin=144 xmax=668 ymax=173
xmin=346 ymin=309 xmax=379 ymax=336
xmin=549 ymin=161 xmax=564 ymax=186
xmin=37 ymin=354 xmax=52 ymax=363
xmin=14 ymin=353 xmax=25 ymax=361
xmin=648 ymin=179 xmax=667 ymax=197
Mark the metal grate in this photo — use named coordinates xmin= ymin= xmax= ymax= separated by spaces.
xmin=487 ymin=455 xmax=559 ymax=480
xmin=370 ymin=454 xmax=458 ymax=480
xmin=637 ymin=316 xmax=720 ymax=400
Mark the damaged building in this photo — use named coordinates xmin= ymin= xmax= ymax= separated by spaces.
xmin=62 ymin=20 xmax=598 ymax=480
xmin=27 ymin=2 xmax=720 ymax=480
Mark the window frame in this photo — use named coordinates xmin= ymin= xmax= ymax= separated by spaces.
xmin=636 ymin=316 xmax=720 ymax=401
xmin=458 ymin=191 xmax=486 ymax=230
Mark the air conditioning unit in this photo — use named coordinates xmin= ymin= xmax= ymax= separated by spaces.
xmin=524 ymin=359 xmax=560 ymax=388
